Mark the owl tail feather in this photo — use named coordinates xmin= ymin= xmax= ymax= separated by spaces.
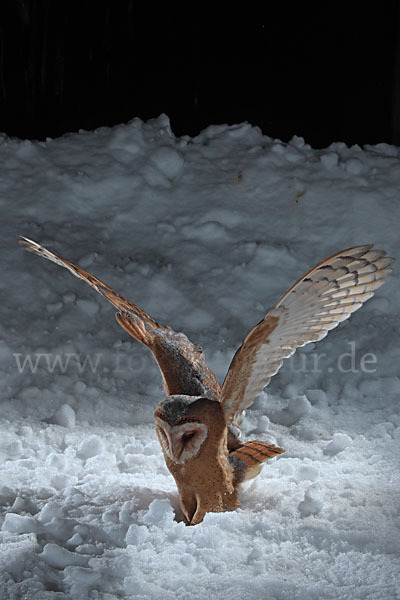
xmin=230 ymin=440 xmax=284 ymax=483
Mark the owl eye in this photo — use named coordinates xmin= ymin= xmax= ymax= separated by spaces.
xmin=181 ymin=431 xmax=196 ymax=443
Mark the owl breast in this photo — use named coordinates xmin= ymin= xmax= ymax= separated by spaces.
xmin=155 ymin=417 xmax=208 ymax=464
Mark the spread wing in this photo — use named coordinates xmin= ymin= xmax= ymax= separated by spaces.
xmin=221 ymin=244 xmax=394 ymax=425
xmin=20 ymin=237 xmax=221 ymax=400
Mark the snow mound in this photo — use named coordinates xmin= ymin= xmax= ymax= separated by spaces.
xmin=298 ymin=485 xmax=324 ymax=517
xmin=324 ymin=433 xmax=353 ymax=456
xmin=0 ymin=115 xmax=398 ymax=599
xmin=41 ymin=543 xmax=89 ymax=569
xmin=49 ymin=403 xmax=76 ymax=427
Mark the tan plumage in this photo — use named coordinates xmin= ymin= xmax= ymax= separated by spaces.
xmin=220 ymin=245 xmax=394 ymax=426
xmin=19 ymin=237 xmax=220 ymax=401
xmin=20 ymin=238 xmax=394 ymax=524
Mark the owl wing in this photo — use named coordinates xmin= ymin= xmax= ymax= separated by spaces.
xmin=20 ymin=237 xmax=221 ymax=400
xmin=221 ymin=244 xmax=394 ymax=425
xmin=229 ymin=440 xmax=285 ymax=483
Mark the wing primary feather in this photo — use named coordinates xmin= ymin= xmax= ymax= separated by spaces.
xmin=20 ymin=236 xmax=221 ymax=400
xmin=221 ymin=245 xmax=394 ymax=426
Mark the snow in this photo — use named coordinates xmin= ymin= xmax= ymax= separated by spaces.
xmin=323 ymin=433 xmax=353 ymax=456
xmin=49 ymin=404 xmax=76 ymax=428
xmin=1 ymin=114 xmax=399 ymax=599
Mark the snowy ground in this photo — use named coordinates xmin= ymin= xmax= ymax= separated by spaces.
xmin=1 ymin=115 xmax=399 ymax=599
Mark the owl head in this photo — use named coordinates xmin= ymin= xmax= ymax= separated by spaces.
xmin=154 ymin=395 xmax=225 ymax=464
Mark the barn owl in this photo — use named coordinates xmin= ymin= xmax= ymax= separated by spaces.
xmin=20 ymin=238 xmax=394 ymax=525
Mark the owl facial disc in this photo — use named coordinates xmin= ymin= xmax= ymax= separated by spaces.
xmin=155 ymin=417 xmax=208 ymax=464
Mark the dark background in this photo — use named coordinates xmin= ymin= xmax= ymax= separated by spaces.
xmin=1 ymin=1 xmax=400 ymax=148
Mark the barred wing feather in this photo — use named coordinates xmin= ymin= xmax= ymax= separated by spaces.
xmin=221 ymin=245 xmax=394 ymax=425
xmin=20 ymin=237 xmax=221 ymax=400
